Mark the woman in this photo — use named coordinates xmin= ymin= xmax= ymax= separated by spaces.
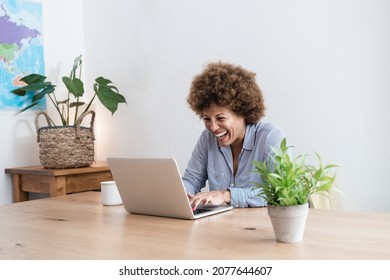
xmin=183 ymin=62 xmax=286 ymax=210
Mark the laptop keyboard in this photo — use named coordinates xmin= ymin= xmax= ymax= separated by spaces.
xmin=193 ymin=208 xmax=212 ymax=215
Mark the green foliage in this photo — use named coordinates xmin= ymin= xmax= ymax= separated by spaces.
xmin=11 ymin=55 xmax=127 ymax=126
xmin=252 ymin=138 xmax=337 ymax=206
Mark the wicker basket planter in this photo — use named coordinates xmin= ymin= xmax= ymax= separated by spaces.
xmin=35 ymin=110 xmax=95 ymax=169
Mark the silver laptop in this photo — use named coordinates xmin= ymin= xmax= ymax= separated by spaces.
xmin=107 ymin=158 xmax=233 ymax=219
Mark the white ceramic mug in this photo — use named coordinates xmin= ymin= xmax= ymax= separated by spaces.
xmin=101 ymin=181 xmax=123 ymax=206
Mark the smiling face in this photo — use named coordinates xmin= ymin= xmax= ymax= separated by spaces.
xmin=202 ymin=104 xmax=246 ymax=149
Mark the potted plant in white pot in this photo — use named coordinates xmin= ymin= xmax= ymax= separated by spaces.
xmin=10 ymin=55 xmax=127 ymax=169
xmin=252 ymin=138 xmax=337 ymax=243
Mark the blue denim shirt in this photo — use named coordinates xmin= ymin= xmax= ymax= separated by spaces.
xmin=182 ymin=122 xmax=285 ymax=208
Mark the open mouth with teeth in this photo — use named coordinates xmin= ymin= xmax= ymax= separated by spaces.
xmin=215 ymin=131 xmax=228 ymax=139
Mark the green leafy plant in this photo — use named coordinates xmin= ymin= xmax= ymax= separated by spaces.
xmin=252 ymin=138 xmax=338 ymax=206
xmin=11 ymin=55 xmax=127 ymax=125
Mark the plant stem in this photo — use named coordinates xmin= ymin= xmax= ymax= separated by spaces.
xmin=66 ymin=91 xmax=70 ymax=125
xmin=84 ymin=93 xmax=97 ymax=113
xmin=47 ymin=94 xmax=66 ymax=125
xmin=74 ymin=61 xmax=83 ymax=124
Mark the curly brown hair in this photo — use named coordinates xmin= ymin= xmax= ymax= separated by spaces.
xmin=187 ymin=62 xmax=265 ymax=124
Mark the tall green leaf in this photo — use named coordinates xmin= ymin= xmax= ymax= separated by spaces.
xmin=21 ymin=73 xmax=46 ymax=84
xmin=62 ymin=77 xmax=84 ymax=97
xmin=94 ymin=79 xmax=126 ymax=115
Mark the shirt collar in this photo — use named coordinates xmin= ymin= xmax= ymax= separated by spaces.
xmin=242 ymin=124 xmax=256 ymax=151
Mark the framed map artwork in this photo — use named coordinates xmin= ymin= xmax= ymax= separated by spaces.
xmin=0 ymin=0 xmax=45 ymax=110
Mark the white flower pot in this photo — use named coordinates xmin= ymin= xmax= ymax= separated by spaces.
xmin=267 ymin=203 xmax=309 ymax=243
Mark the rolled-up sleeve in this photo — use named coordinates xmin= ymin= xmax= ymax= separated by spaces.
xmin=229 ymin=187 xmax=266 ymax=208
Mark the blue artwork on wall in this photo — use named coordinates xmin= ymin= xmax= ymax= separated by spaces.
xmin=0 ymin=0 xmax=45 ymax=110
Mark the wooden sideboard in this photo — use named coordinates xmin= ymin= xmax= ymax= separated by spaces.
xmin=5 ymin=161 xmax=113 ymax=203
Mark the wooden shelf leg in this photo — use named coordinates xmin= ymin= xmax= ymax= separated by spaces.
xmin=49 ymin=176 xmax=66 ymax=197
xmin=12 ymin=174 xmax=28 ymax=203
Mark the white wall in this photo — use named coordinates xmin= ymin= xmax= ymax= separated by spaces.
xmin=1 ymin=0 xmax=389 ymax=213
xmin=0 ymin=0 xmax=84 ymax=204
xmin=83 ymin=0 xmax=390 ymax=213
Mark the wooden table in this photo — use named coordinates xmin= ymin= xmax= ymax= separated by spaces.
xmin=0 ymin=191 xmax=389 ymax=260
xmin=4 ymin=162 xmax=113 ymax=203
